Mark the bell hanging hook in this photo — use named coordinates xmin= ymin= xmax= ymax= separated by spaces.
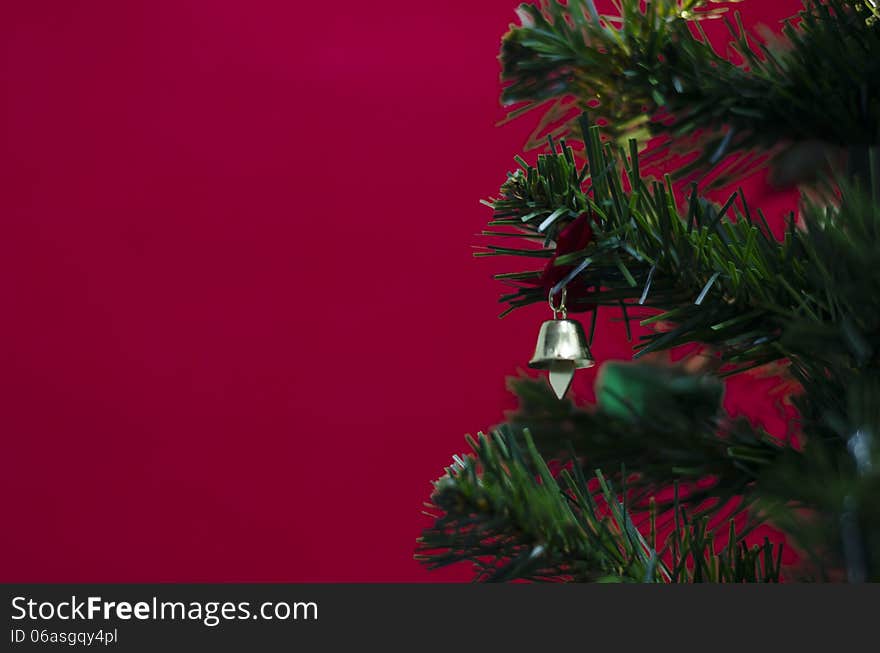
xmin=549 ymin=286 xmax=568 ymax=320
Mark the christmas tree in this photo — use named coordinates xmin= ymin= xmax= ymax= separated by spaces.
xmin=416 ymin=0 xmax=880 ymax=582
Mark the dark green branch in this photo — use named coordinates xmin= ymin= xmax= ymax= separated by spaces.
xmin=501 ymin=1 xmax=880 ymax=186
xmin=416 ymin=426 xmax=784 ymax=582
xmin=488 ymin=119 xmax=880 ymax=374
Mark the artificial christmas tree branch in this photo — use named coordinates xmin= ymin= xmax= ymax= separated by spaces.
xmin=416 ymin=425 xmax=784 ymax=582
xmin=501 ymin=0 xmax=880 ymax=187
xmin=507 ymin=373 xmax=786 ymax=511
xmin=484 ymin=120 xmax=880 ymax=376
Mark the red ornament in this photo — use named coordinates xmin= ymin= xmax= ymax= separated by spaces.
xmin=539 ymin=213 xmax=596 ymax=312
xmin=555 ymin=212 xmax=594 ymax=254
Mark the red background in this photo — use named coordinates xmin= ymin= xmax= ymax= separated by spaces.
xmin=1 ymin=0 xmax=800 ymax=581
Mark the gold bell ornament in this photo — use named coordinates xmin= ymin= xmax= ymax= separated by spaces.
xmin=528 ymin=288 xmax=594 ymax=399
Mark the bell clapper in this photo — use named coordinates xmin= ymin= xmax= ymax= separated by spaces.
xmin=548 ymin=360 xmax=576 ymax=399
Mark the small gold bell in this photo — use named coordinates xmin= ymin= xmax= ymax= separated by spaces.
xmin=528 ymin=289 xmax=594 ymax=399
